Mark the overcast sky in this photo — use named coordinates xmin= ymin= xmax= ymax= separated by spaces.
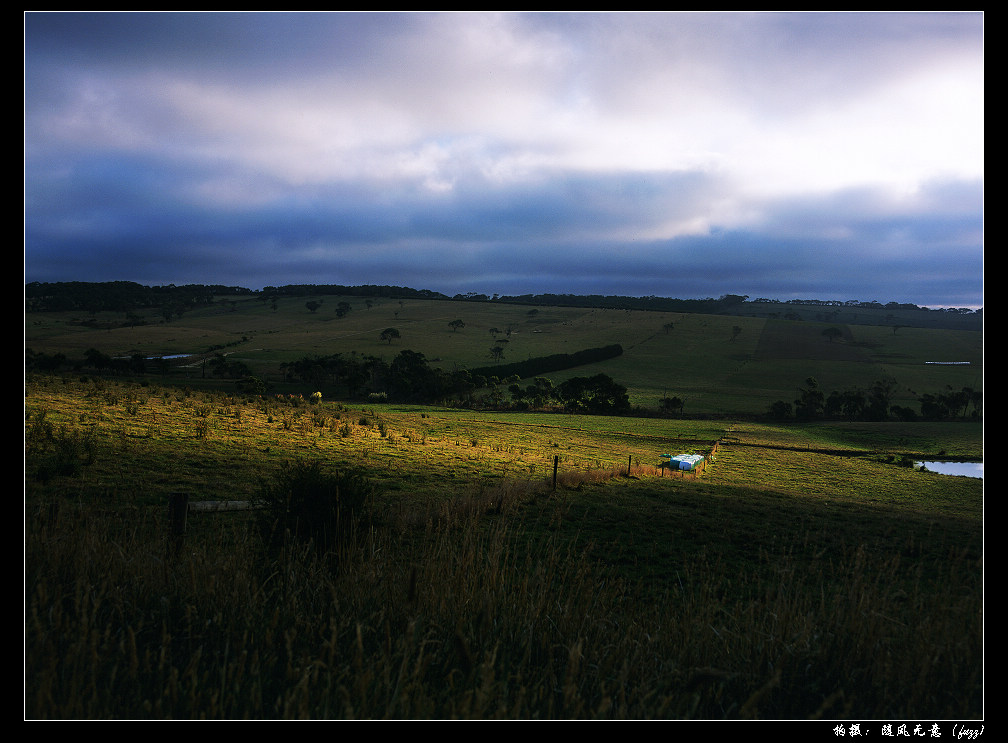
xmin=24 ymin=11 xmax=984 ymax=308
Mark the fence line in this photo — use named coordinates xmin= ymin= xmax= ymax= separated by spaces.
xmin=167 ymin=492 xmax=264 ymax=556
xmin=167 ymin=438 xmax=725 ymax=548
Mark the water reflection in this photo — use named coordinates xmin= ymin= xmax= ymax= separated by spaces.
xmin=915 ymin=461 xmax=983 ymax=479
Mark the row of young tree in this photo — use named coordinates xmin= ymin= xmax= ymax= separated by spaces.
xmin=280 ymin=349 xmax=632 ymax=414
xmin=769 ymin=376 xmax=982 ymax=422
xmin=468 ymin=344 xmax=624 ymax=380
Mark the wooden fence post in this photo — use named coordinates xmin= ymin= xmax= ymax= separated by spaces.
xmin=553 ymin=455 xmax=559 ymax=491
xmin=44 ymin=499 xmax=59 ymax=537
xmin=168 ymin=492 xmax=189 ymax=555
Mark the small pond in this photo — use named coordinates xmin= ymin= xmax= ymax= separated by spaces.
xmin=915 ymin=461 xmax=983 ymax=479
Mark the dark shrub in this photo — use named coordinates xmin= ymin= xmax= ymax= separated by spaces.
xmin=767 ymin=400 xmax=793 ymax=420
xmin=891 ymin=405 xmax=918 ymax=422
xmin=257 ymin=458 xmax=373 ymax=556
xmin=29 ymin=422 xmax=96 ymax=482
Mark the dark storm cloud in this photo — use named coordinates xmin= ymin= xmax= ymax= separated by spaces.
xmin=24 ymin=11 xmax=983 ymax=308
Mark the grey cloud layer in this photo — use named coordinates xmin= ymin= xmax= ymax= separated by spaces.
xmin=24 ymin=12 xmax=983 ymax=307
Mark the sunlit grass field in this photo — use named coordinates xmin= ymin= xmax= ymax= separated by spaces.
xmin=24 ymin=373 xmax=982 ymax=719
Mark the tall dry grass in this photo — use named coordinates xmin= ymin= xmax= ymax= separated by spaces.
xmin=25 ymin=473 xmax=982 ymax=720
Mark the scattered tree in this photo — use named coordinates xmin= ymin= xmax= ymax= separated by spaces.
xmin=556 ymin=374 xmax=630 ymax=414
xmin=659 ymin=395 xmax=685 ymax=416
xmin=795 ymin=377 xmax=824 ymax=420
xmin=390 ymin=350 xmax=437 ymax=400
xmin=866 ymin=374 xmax=897 ymax=421
xmin=449 ymin=319 xmax=465 ymax=332
xmin=207 ymin=353 xmax=251 ymax=379
xmin=823 ymin=327 xmax=843 ymax=343
xmin=379 ymin=327 xmax=400 ymax=344
xmin=767 ymin=400 xmax=793 ymax=419
xmin=891 ymin=405 xmax=918 ymax=422
xmin=237 ymin=376 xmax=269 ymax=396
xmin=85 ymin=347 xmax=112 ymax=372
xmin=511 ymin=377 xmax=557 ymax=409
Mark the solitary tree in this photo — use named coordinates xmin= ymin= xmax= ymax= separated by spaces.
xmin=305 ymin=301 xmax=321 ymax=313
xmin=449 ymin=319 xmax=465 ymax=332
xmin=823 ymin=327 xmax=842 ymax=343
xmin=379 ymin=327 xmax=400 ymax=345
xmin=731 ymin=325 xmax=742 ymax=341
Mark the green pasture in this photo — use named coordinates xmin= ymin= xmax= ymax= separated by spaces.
xmin=26 ymin=294 xmax=982 ymax=416
xmin=24 ymin=373 xmax=981 ymax=513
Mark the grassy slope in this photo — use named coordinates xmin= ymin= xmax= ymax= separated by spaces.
xmin=25 ymin=295 xmax=982 ymax=415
